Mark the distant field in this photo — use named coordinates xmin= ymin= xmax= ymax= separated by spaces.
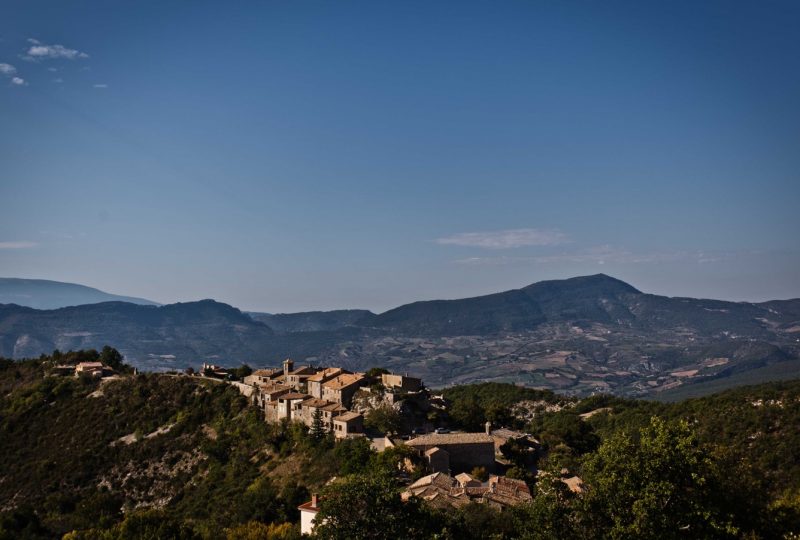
xmin=652 ymin=360 xmax=800 ymax=401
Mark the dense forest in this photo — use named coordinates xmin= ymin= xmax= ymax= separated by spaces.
xmin=1 ymin=350 xmax=799 ymax=539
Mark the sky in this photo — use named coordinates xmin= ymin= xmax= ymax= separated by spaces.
xmin=1 ymin=0 xmax=799 ymax=313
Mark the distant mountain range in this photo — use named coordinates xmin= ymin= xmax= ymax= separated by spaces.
xmin=0 ymin=278 xmax=158 ymax=309
xmin=1 ymin=274 xmax=798 ymax=398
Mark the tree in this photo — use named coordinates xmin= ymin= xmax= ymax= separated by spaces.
xmin=309 ymin=408 xmax=326 ymax=442
xmin=99 ymin=346 xmax=125 ymax=371
xmin=512 ymin=472 xmax=576 ymax=540
xmin=449 ymin=394 xmax=485 ymax=431
xmin=333 ymin=437 xmax=374 ymax=475
xmin=314 ymin=473 xmax=440 ymax=540
xmin=580 ymin=416 xmax=738 ymax=539
xmin=364 ymin=405 xmax=402 ymax=435
xmin=365 ymin=367 xmax=390 ymax=379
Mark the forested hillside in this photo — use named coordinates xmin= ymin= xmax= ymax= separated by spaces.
xmin=2 ymin=351 xmax=800 ymax=539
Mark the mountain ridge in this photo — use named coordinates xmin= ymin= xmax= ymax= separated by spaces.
xmin=0 ymin=277 xmax=159 ymax=309
xmin=1 ymin=274 xmax=798 ymax=397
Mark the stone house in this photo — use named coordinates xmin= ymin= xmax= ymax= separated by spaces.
xmin=405 ymin=433 xmax=495 ymax=473
xmin=307 ymin=367 xmax=347 ymax=399
xmin=321 ymin=373 xmax=366 ymax=408
xmin=75 ymin=362 xmax=105 ymax=378
xmin=331 ymin=411 xmax=364 ymax=439
xmin=380 ymin=373 xmax=422 ymax=392
xmin=243 ymin=368 xmax=283 ymax=386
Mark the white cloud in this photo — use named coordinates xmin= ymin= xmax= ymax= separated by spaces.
xmin=11 ymin=77 xmax=26 ymax=86
xmin=436 ymin=228 xmax=568 ymax=249
xmin=23 ymin=38 xmax=89 ymax=61
xmin=0 ymin=241 xmax=38 ymax=249
xmin=53 ymin=78 xmax=63 ymax=83
xmin=93 ymin=83 xmax=108 ymax=88
xmin=454 ymin=245 xmax=736 ymax=266
xmin=0 ymin=63 xmax=16 ymax=75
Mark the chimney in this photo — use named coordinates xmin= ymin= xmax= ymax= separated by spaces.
xmin=485 ymin=421 xmax=491 ymax=435
xmin=311 ymin=493 xmax=318 ymax=508
xmin=283 ymin=358 xmax=294 ymax=377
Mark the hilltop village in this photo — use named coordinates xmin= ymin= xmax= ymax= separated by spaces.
xmin=199 ymin=359 xmax=570 ymax=535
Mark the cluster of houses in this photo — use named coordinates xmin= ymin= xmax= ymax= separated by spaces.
xmin=234 ymin=359 xmax=422 ymax=439
xmin=214 ymin=358 xmax=580 ymax=536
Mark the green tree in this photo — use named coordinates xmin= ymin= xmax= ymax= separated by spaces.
xmin=364 ymin=405 xmax=402 ymax=435
xmin=309 ymin=408 xmax=326 ymax=442
xmin=580 ymin=416 xmax=737 ymax=539
xmin=313 ymin=473 xmax=440 ymax=540
xmin=449 ymin=394 xmax=485 ymax=431
xmin=512 ymin=472 xmax=576 ymax=540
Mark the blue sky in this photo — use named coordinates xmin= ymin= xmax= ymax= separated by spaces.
xmin=1 ymin=0 xmax=798 ymax=312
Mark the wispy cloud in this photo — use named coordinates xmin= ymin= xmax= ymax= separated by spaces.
xmin=436 ymin=228 xmax=568 ymax=249
xmin=93 ymin=83 xmax=108 ymax=88
xmin=454 ymin=245 xmax=737 ymax=266
xmin=0 ymin=63 xmax=25 ymax=85
xmin=0 ymin=241 xmax=38 ymax=249
xmin=23 ymin=38 xmax=89 ymax=61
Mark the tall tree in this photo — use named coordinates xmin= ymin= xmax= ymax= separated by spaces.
xmin=310 ymin=408 xmax=326 ymax=442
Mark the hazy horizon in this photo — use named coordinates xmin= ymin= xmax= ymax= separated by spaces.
xmin=2 ymin=1 xmax=798 ymax=312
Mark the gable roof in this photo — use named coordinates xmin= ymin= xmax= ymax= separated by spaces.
xmin=406 ymin=433 xmax=494 ymax=446
xmin=333 ymin=411 xmax=362 ymax=422
xmin=322 ymin=373 xmax=365 ymax=390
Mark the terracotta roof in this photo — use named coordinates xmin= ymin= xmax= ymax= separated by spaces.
xmin=297 ymin=500 xmax=321 ymax=513
xmin=321 ymin=403 xmax=347 ymax=413
xmin=334 ymin=412 xmax=362 ymax=422
xmin=322 ymin=373 xmax=365 ymax=390
xmin=424 ymin=446 xmax=448 ymax=457
xmin=280 ymin=392 xmax=310 ymax=400
xmin=406 ymin=433 xmax=494 ymax=446
xmin=301 ymin=398 xmax=330 ymax=408
xmin=306 ymin=367 xmax=344 ymax=382
xmin=77 ymin=362 xmax=104 ymax=369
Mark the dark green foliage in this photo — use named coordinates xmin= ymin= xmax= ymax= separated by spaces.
xmin=363 ymin=405 xmax=403 ymax=435
xmin=231 ymin=364 xmax=253 ymax=380
xmin=314 ymin=473 xmax=443 ymax=540
xmin=444 ymin=382 xmax=561 ymax=430
xmin=309 ymin=407 xmax=326 ymax=441
xmin=333 ymin=437 xmax=374 ymax=475
xmin=364 ymin=367 xmax=390 ymax=378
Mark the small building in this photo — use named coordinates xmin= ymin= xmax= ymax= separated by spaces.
xmin=276 ymin=392 xmax=311 ymax=422
xmin=298 ymin=494 xmax=322 ymax=536
xmin=75 ymin=362 xmax=105 ymax=378
xmin=321 ymin=373 xmax=367 ymax=408
xmin=256 ymin=382 xmax=292 ymax=409
xmin=332 ymin=411 xmax=364 ymax=439
xmin=380 ymin=373 xmax=422 ymax=393
xmin=243 ymin=368 xmax=283 ymax=386
xmin=299 ymin=398 xmax=344 ymax=430
xmin=455 ymin=472 xmax=481 ymax=488
xmin=307 ymin=367 xmax=347 ymax=399
xmin=424 ymin=447 xmax=450 ymax=473
xmin=405 ymin=433 xmax=495 ymax=473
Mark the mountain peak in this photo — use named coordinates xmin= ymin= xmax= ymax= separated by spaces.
xmin=523 ymin=274 xmax=641 ymax=296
